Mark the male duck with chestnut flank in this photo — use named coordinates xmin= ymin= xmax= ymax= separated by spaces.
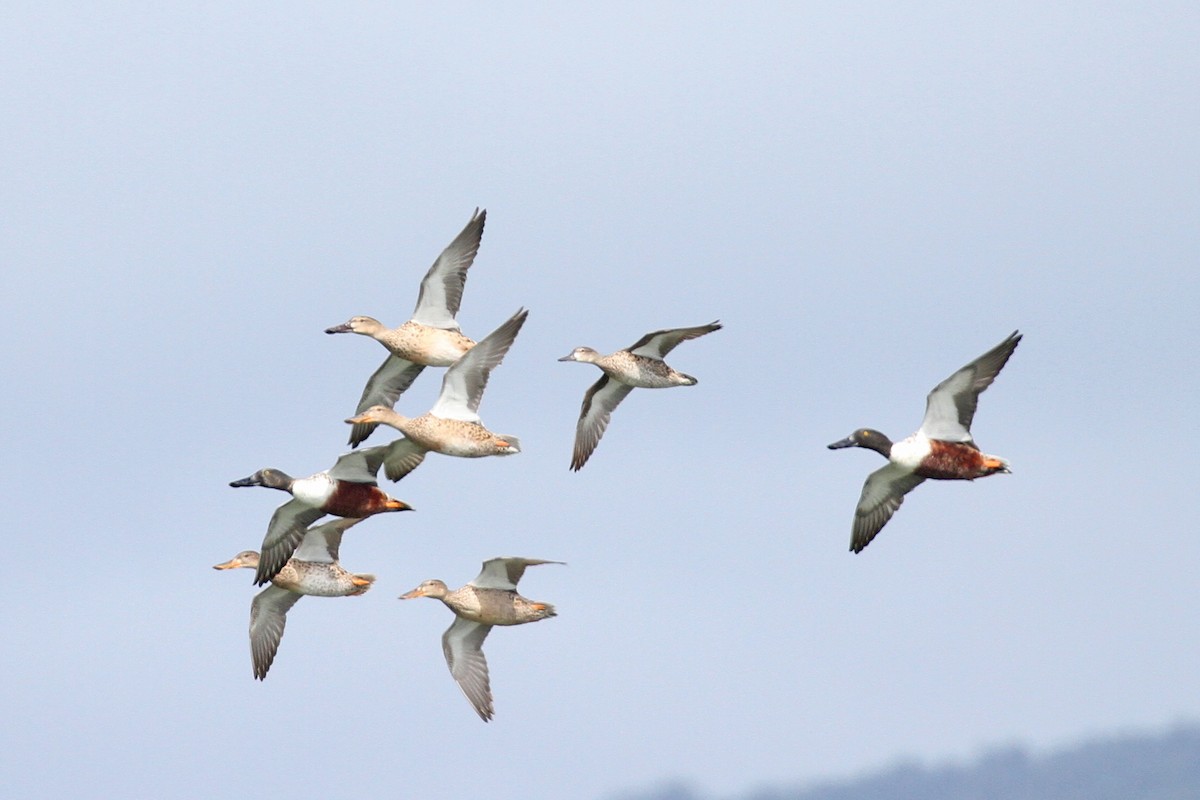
xmin=214 ymin=518 xmax=375 ymax=680
xmin=229 ymin=445 xmax=412 ymax=585
xmin=345 ymin=308 xmax=527 ymax=482
xmin=325 ymin=208 xmax=486 ymax=447
xmin=828 ymin=330 xmax=1022 ymax=553
xmin=559 ymin=321 xmax=721 ymax=470
xmin=401 ymin=557 xmax=562 ymax=722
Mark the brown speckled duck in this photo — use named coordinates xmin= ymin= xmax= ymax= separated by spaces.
xmin=401 ymin=556 xmax=562 ymax=722
xmin=326 ymin=208 xmax=486 ymax=447
xmin=214 ymin=518 xmax=375 ymax=680
xmin=345 ymin=308 xmax=527 ymax=482
xmin=559 ymin=321 xmax=722 ymax=470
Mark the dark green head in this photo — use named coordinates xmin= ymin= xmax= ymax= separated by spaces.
xmin=228 ymin=468 xmax=293 ymax=490
xmin=827 ymin=428 xmax=893 ymax=457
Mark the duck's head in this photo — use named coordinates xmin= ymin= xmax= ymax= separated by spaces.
xmin=400 ymin=579 xmax=449 ymax=601
xmin=228 ymin=468 xmax=292 ymax=490
xmin=558 ymin=346 xmax=600 ymax=364
xmin=827 ymin=428 xmax=893 ymax=456
xmin=325 ymin=315 xmax=384 ymax=336
xmin=345 ymin=405 xmax=401 ymax=426
xmin=213 ymin=550 xmax=260 ymax=570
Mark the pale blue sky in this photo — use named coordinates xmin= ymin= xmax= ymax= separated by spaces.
xmin=3 ymin=4 xmax=1198 ymax=799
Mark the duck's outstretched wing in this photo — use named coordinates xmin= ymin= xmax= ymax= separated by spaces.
xmin=293 ymin=517 xmax=362 ymax=563
xmin=255 ymin=501 xmax=326 ymax=585
xmin=430 ymin=308 xmax=527 ymax=421
xmin=472 ymin=557 xmax=565 ymax=590
xmin=569 ymin=375 xmax=633 ymax=471
xmin=411 ymin=208 xmax=486 ymax=329
xmin=627 ymin=320 xmax=722 ymax=359
xmin=249 ymin=584 xmax=303 ymax=680
xmin=327 ymin=446 xmax=390 ymax=482
xmin=920 ymin=331 xmax=1021 ymax=442
xmin=347 ymin=356 xmax=426 ymax=447
xmin=442 ymin=618 xmax=494 ymax=722
xmin=849 ymin=463 xmax=926 ymax=553
xmin=382 ymin=438 xmax=429 ymax=482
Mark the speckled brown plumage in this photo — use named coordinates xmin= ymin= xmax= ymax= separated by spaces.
xmin=559 ymin=321 xmax=722 ymax=470
xmin=401 ymin=557 xmax=562 ymax=722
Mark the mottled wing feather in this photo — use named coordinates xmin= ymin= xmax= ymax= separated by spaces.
xmin=293 ymin=517 xmax=362 ymax=563
xmin=348 ymin=356 xmax=426 ymax=447
xmin=850 ymin=463 xmax=927 ymax=553
xmin=570 ymin=375 xmax=634 ymax=471
xmin=249 ymin=584 xmax=302 ymax=680
xmin=411 ymin=208 xmax=486 ymax=328
xmin=920 ymin=331 xmax=1021 ymax=442
xmin=255 ymin=501 xmax=326 ymax=585
xmin=627 ymin=321 xmax=722 ymax=359
xmin=430 ymin=308 xmax=528 ymax=421
xmin=472 ymin=557 xmax=564 ymax=590
xmin=382 ymin=438 xmax=429 ymax=482
xmin=442 ymin=618 xmax=494 ymax=721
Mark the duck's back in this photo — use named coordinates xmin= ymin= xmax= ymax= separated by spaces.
xmin=603 ymin=352 xmax=693 ymax=388
xmin=382 ymin=322 xmax=474 ymax=365
xmin=274 ymin=561 xmax=366 ymax=597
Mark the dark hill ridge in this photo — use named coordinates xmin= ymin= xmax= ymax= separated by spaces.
xmin=609 ymin=723 xmax=1200 ymax=800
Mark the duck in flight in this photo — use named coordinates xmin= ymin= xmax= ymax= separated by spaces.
xmin=326 ymin=208 xmax=486 ymax=447
xmin=213 ymin=518 xmax=375 ymax=680
xmin=229 ymin=445 xmax=412 ymax=585
xmin=559 ymin=321 xmax=721 ymax=470
xmin=400 ymin=556 xmax=562 ymax=722
xmin=345 ymin=308 xmax=527 ymax=482
xmin=828 ymin=330 xmax=1021 ymax=553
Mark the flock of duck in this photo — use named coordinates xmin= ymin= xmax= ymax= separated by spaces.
xmin=215 ymin=208 xmax=1021 ymax=722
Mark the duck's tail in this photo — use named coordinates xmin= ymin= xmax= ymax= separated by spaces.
xmin=528 ymin=601 xmax=557 ymax=619
xmin=349 ymin=573 xmax=377 ymax=595
xmin=494 ymin=434 xmax=521 ymax=453
xmin=982 ymin=455 xmax=1011 ymax=475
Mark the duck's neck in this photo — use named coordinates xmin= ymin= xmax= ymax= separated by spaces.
xmin=261 ymin=470 xmax=296 ymax=492
xmin=861 ymin=432 xmax=895 ymax=458
xmin=378 ymin=409 xmax=412 ymax=431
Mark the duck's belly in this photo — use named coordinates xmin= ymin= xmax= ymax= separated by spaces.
xmin=437 ymin=437 xmax=502 ymax=457
xmin=450 ymin=589 xmax=524 ymax=624
xmin=284 ymin=563 xmax=359 ymax=597
xmin=608 ymin=357 xmax=690 ymax=388
xmin=324 ymin=481 xmax=394 ymax=517
xmin=625 ymin=371 xmax=684 ymax=388
xmin=407 ymin=418 xmax=496 ymax=456
xmin=914 ymin=440 xmax=991 ymax=480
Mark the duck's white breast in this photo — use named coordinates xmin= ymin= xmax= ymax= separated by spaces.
xmin=291 ymin=474 xmax=337 ymax=507
xmin=889 ymin=433 xmax=932 ymax=469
